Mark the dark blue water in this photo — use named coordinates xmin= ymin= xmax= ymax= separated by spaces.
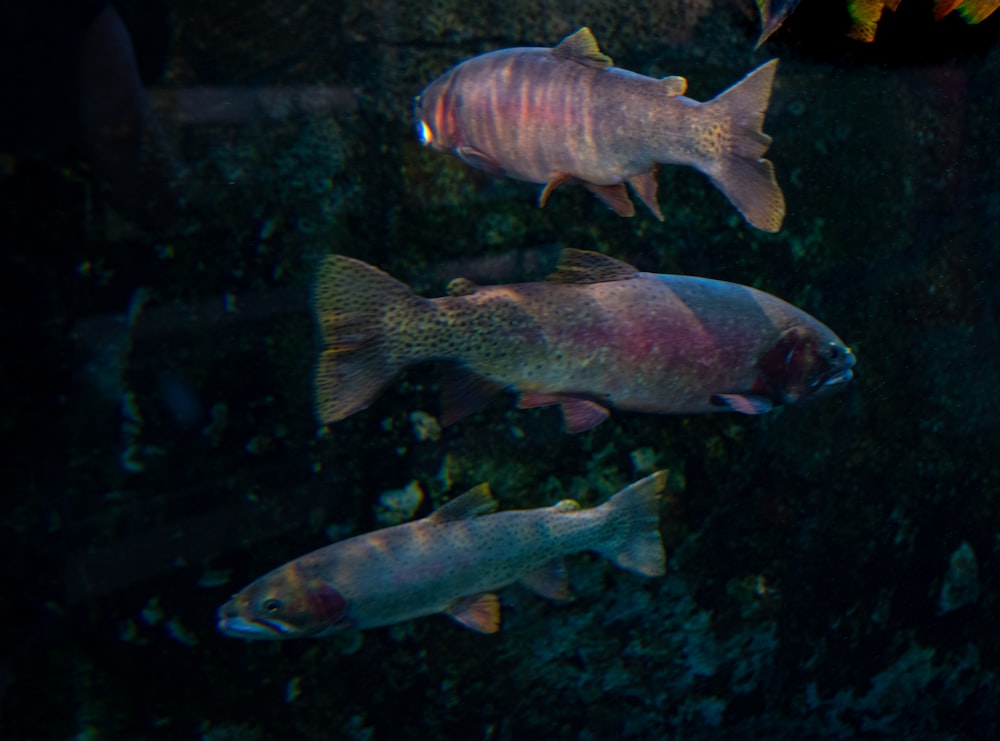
xmin=2 ymin=1 xmax=999 ymax=738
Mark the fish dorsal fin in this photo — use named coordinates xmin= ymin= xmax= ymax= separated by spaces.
xmin=427 ymin=483 xmax=498 ymax=523
xmin=446 ymin=277 xmax=479 ymax=296
xmin=547 ymin=248 xmax=638 ymax=284
xmin=661 ymin=75 xmax=687 ymax=96
xmin=551 ymin=28 xmax=613 ymax=69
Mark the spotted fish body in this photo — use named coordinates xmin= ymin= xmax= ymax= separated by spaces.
xmin=415 ymin=27 xmax=785 ymax=232
xmin=313 ymin=249 xmax=855 ymax=433
xmin=217 ymin=473 xmax=667 ymax=638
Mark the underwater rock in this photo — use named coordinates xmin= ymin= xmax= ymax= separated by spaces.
xmin=939 ymin=540 xmax=980 ymax=614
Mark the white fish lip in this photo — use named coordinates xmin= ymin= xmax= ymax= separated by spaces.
xmin=217 ymin=615 xmax=293 ymax=640
xmin=823 ymin=367 xmax=854 ymax=387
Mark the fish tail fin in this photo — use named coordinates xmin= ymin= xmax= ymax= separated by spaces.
xmin=595 ymin=471 xmax=667 ymax=577
xmin=313 ymin=255 xmax=425 ymax=424
xmin=700 ymin=58 xmax=785 ymax=233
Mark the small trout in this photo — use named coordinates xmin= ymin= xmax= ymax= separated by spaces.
xmin=312 ymin=249 xmax=855 ymax=433
xmin=217 ymin=472 xmax=667 ymax=637
xmin=415 ymin=27 xmax=785 ymax=231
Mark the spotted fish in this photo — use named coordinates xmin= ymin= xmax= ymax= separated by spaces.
xmin=217 ymin=472 xmax=667 ymax=637
xmin=415 ymin=27 xmax=785 ymax=231
xmin=312 ymin=249 xmax=855 ymax=433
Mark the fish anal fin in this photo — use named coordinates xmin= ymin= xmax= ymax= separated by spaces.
xmin=446 ymin=593 xmax=500 ymax=633
xmin=546 ymin=248 xmax=638 ymax=284
xmin=520 ymin=559 xmax=571 ymax=601
xmin=627 ymin=171 xmax=664 ymax=221
xmin=440 ymin=368 xmax=506 ymax=426
xmin=428 ymin=483 xmax=498 ymax=523
xmin=455 ymin=145 xmax=505 ymax=177
xmin=517 ymin=392 xmax=610 ymax=433
xmin=560 ymin=398 xmax=610 ymax=433
xmin=539 ymin=173 xmax=574 ymax=207
xmin=584 ymin=182 xmax=635 ymax=217
xmin=661 ymin=75 xmax=687 ymax=96
xmin=711 ymin=393 xmax=773 ymax=415
xmin=551 ymin=27 xmax=613 ymax=69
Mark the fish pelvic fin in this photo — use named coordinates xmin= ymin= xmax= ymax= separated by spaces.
xmin=313 ymin=255 xmax=425 ymax=424
xmin=595 ymin=471 xmax=668 ymax=577
xmin=698 ymin=59 xmax=785 ymax=233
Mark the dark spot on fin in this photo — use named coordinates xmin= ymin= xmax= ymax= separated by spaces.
xmin=538 ymin=173 xmax=574 ymax=207
xmin=446 ymin=593 xmax=501 ymax=633
xmin=627 ymin=171 xmax=664 ymax=221
xmin=446 ymin=277 xmax=479 ymax=297
xmin=597 ymin=471 xmax=668 ymax=577
xmin=313 ymin=256 xmax=415 ymax=424
xmin=546 ymin=248 xmax=638 ymax=284
xmin=661 ymin=75 xmax=687 ymax=96
xmin=711 ymin=393 xmax=773 ymax=415
xmin=699 ymin=59 xmax=785 ymax=232
xmin=518 ymin=390 xmax=610 ymax=432
xmin=429 ymin=483 xmax=498 ymax=523
xmin=520 ymin=559 xmax=571 ymax=601
xmin=551 ymin=27 xmax=613 ymax=69
xmin=455 ymin=145 xmax=505 ymax=177
xmin=439 ymin=367 xmax=505 ymax=426
xmin=584 ymin=182 xmax=635 ymax=217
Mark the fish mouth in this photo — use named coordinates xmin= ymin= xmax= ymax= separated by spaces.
xmin=217 ymin=601 xmax=296 ymax=640
xmin=217 ymin=615 xmax=295 ymax=640
xmin=822 ymin=347 xmax=856 ymax=387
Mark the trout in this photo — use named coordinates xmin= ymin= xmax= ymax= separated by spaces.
xmin=313 ymin=249 xmax=855 ymax=433
xmin=217 ymin=472 xmax=667 ymax=637
xmin=415 ymin=27 xmax=785 ymax=231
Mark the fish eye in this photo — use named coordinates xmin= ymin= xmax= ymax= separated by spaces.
xmin=826 ymin=344 xmax=842 ymax=361
xmin=417 ymin=119 xmax=433 ymax=146
xmin=262 ymin=598 xmax=284 ymax=614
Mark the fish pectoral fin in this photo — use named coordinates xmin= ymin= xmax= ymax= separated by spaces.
xmin=455 ymin=145 xmax=505 ymax=177
xmin=429 ymin=483 xmax=498 ymax=523
xmin=551 ymin=27 xmax=613 ymax=69
xmin=446 ymin=593 xmax=501 ymax=633
xmin=520 ymin=559 xmax=572 ymax=601
xmin=711 ymin=393 xmax=773 ymax=415
xmin=518 ymin=392 xmax=610 ymax=433
xmin=538 ymin=173 xmax=574 ymax=207
xmin=546 ymin=248 xmax=638 ymax=283
xmin=584 ymin=182 xmax=636 ymax=218
xmin=627 ymin=171 xmax=665 ymax=221
xmin=660 ymin=75 xmax=687 ymax=96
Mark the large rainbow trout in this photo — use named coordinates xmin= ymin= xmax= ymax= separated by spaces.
xmin=313 ymin=249 xmax=855 ymax=433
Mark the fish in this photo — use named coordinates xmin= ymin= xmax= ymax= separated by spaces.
xmin=216 ymin=472 xmax=668 ymax=638
xmin=755 ymin=1 xmax=803 ymax=47
xmin=312 ymin=248 xmax=855 ymax=434
xmin=414 ymin=27 xmax=786 ymax=232
xmin=756 ymin=0 xmax=1000 ymax=45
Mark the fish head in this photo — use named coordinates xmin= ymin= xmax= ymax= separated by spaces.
xmin=757 ymin=325 xmax=855 ymax=405
xmin=216 ymin=563 xmax=351 ymax=640
xmin=413 ymin=74 xmax=457 ymax=152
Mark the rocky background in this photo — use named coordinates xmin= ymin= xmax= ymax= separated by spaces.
xmin=2 ymin=0 xmax=999 ymax=738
